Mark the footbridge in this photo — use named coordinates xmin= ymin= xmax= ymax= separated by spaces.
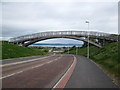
xmin=9 ymin=31 xmax=118 ymax=48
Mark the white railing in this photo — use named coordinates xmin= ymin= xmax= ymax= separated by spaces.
xmin=9 ymin=31 xmax=111 ymax=42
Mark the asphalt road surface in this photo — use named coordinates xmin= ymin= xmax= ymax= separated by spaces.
xmin=65 ymin=55 xmax=118 ymax=88
xmin=2 ymin=54 xmax=73 ymax=88
xmin=2 ymin=54 xmax=52 ymax=64
xmin=1 ymin=54 xmax=118 ymax=89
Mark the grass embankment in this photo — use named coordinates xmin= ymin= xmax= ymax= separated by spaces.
xmin=2 ymin=41 xmax=47 ymax=60
xmin=64 ymin=42 xmax=119 ymax=77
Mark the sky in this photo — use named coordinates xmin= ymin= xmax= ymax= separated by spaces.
xmin=0 ymin=0 xmax=119 ymax=44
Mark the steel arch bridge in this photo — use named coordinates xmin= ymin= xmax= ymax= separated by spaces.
xmin=9 ymin=31 xmax=118 ymax=48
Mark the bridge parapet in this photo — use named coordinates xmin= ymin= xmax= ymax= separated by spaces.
xmin=9 ymin=31 xmax=111 ymax=43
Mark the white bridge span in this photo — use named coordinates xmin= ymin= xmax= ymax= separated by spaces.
xmin=9 ymin=31 xmax=118 ymax=48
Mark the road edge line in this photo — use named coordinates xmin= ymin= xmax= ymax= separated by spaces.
xmin=52 ymin=55 xmax=77 ymax=89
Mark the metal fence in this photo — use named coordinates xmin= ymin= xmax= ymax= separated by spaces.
xmin=9 ymin=31 xmax=111 ymax=42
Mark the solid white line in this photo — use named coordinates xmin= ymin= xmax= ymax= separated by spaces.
xmin=52 ymin=55 xmax=75 ymax=89
xmin=0 ymin=55 xmax=62 ymax=80
xmin=1 ymin=55 xmax=55 ymax=67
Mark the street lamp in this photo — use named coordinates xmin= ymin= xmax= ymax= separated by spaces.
xmin=68 ymin=46 xmax=69 ymax=54
xmin=76 ymin=46 xmax=78 ymax=55
xmin=85 ymin=21 xmax=89 ymax=59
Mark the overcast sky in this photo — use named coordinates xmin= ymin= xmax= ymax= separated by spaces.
xmin=0 ymin=0 xmax=119 ymax=44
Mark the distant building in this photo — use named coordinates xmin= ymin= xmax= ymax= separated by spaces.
xmin=54 ymin=48 xmax=64 ymax=52
xmin=49 ymin=48 xmax=64 ymax=53
xmin=48 ymin=49 xmax=53 ymax=52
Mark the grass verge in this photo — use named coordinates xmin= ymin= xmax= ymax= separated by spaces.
xmin=2 ymin=41 xmax=47 ymax=60
xmin=63 ymin=42 xmax=119 ymax=78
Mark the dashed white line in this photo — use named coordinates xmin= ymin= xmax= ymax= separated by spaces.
xmin=0 ymin=71 xmax=23 ymax=79
xmin=1 ymin=55 xmax=62 ymax=80
xmin=1 ymin=55 xmax=55 ymax=67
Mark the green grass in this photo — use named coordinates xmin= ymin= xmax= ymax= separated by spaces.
xmin=0 ymin=41 xmax=2 ymax=59
xmin=63 ymin=42 xmax=119 ymax=77
xmin=1 ymin=40 xmax=119 ymax=77
xmin=2 ymin=41 xmax=47 ymax=59
xmin=91 ymin=42 xmax=119 ymax=77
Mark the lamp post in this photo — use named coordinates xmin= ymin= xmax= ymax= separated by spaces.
xmin=85 ymin=21 xmax=89 ymax=59
xmin=76 ymin=46 xmax=78 ymax=55
xmin=68 ymin=46 xmax=69 ymax=54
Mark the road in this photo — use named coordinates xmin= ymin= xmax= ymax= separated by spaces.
xmin=1 ymin=54 xmax=118 ymax=89
xmin=2 ymin=54 xmax=52 ymax=64
xmin=2 ymin=54 xmax=74 ymax=88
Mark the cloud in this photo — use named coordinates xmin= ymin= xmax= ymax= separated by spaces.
xmin=1 ymin=1 xmax=118 ymax=42
xmin=1 ymin=0 xmax=119 ymax=3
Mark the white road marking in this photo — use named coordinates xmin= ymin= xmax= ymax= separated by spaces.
xmin=0 ymin=71 xmax=23 ymax=79
xmin=1 ymin=55 xmax=62 ymax=80
xmin=31 ymin=64 xmax=44 ymax=69
xmin=52 ymin=55 xmax=76 ymax=89
xmin=1 ymin=55 xmax=55 ymax=67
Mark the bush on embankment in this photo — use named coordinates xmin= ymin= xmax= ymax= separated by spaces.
xmin=1 ymin=41 xmax=46 ymax=60
xmin=63 ymin=42 xmax=119 ymax=77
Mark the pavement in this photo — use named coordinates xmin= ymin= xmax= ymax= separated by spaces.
xmin=65 ymin=55 xmax=118 ymax=88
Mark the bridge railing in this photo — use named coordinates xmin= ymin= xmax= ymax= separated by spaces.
xmin=9 ymin=31 xmax=111 ymax=42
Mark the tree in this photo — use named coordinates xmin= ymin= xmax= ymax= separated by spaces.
xmin=70 ymin=45 xmax=76 ymax=50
